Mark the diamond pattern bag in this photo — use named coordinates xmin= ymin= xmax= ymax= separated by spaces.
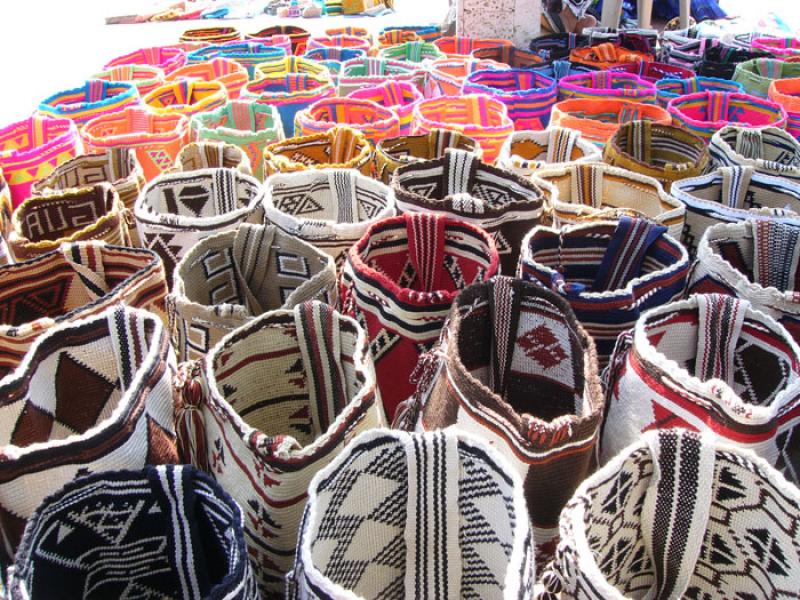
xmin=496 ymin=127 xmax=601 ymax=178
xmin=399 ymin=277 xmax=604 ymax=566
xmin=0 ymin=305 xmax=179 ymax=558
xmin=174 ymin=301 xmax=385 ymax=596
xmin=169 ymin=223 xmax=337 ymax=362
xmin=287 ymin=429 xmax=535 ymax=600
xmin=7 ymin=465 xmax=259 ymax=600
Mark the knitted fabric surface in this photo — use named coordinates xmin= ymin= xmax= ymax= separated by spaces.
xmin=104 ymin=46 xmax=187 ymax=76
xmin=472 ymin=45 xmax=544 ymax=68
xmin=518 ymin=218 xmax=689 ymax=366
xmin=37 ymin=80 xmax=140 ymax=129
xmin=556 ymin=71 xmax=657 ymax=104
xmin=670 ymin=166 xmax=800 ymax=257
xmin=733 ymin=58 xmax=800 ymax=99
xmin=81 ymin=106 xmax=190 ymax=182
xmin=769 ymin=78 xmax=800 ymax=140
xmin=392 ymin=149 xmax=546 ymax=274
xmin=262 ymin=126 xmax=373 ymax=178
xmin=696 ymin=44 xmax=772 ymax=80
xmin=336 ymin=58 xmax=424 ymax=97
xmin=709 ymin=126 xmax=800 ymax=184
xmin=378 ymin=40 xmax=444 ymax=63
xmin=549 ymin=98 xmax=671 ymax=147
xmin=538 ymin=429 xmax=800 ymax=599
xmin=174 ymin=301 xmax=385 ymax=595
xmin=143 ymin=80 xmax=228 ymax=118
xmin=434 ymin=36 xmax=513 ymax=58
xmin=169 ymin=223 xmax=337 ymax=361
xmin=603 ymin=294 xmax=800 ymax=480
xmin=172 ymin=141 xmax=252 ymax=175
xmin=134 ymin=167 xmax=263 ymax=284
xmin=413 ymin=94 xmax=514 ymax=163
xmin=374 ymin=129 xmax=480 ymax=184
xmin=92 ymin=64 xmax=166 ymax=97
xmin=0 ymin=305 xmax=179 ymax=558
xmin=569 ymin=43 xmax=652 ymax=69
xmin=247 ymin=25 xmax=310 ymax=54
xmin=167 ymin=58 xmax=249 ymax=100
xmin=7 ymin=465 xmax=258 ymax=599
xmin=287 ymin=428 xmax=534 ymax=600
xmin=241 ymin=74 xmax=336 ymax=138
xmin=399 ymin=277 xmax=604 ymax=567
xmin=295 ymin=97 xmax=400 ymax=146
xmin=532 ymin=161 xmax=686 ymax=239
xmin=655 ymin=75 xmax=744 ymax=107
xmin=462 ymin=69 xmax=558 ymax=131
xmin=186 ymin=43 xmax=288 ymax=78
xmin=496 ymin=127 xmax=601 ymax=178
xmin=0 ymin=115 xmax=81 ymax=208
xmin=8 ymin=183 xmax=131 ymax=262
xmin=341 ymin=213 xmax=499 ymax=418
xmin=752 ymin=36 xmax=800 ymax=58
xmin=180 ymin=26 xmax=242 ymax=43
xmin=610 ymin=60 xmax=695 ymax=84
xmin=255 ymin=55 xmax=332 ymax=81
xmin=347 ymin=80 xmax=423 ymax=136
xmin=603 ymin=121 xmax=709 ymax=187
xmin=264 ymin=168 xmax=395 ymax=266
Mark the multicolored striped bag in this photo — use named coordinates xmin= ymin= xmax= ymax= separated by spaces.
xmin=92 ymin=64 xmax=165 ymax=97
xmin=377 ymin=29 xmax=420 ymax=48
xmin=104 ymin=46 xmax=187 ymax=76
xmin=186 ymin=43 xmax=287 ymax=78
xmin=769 ymin=78 xmax=800 ymax=140
xmin=496 ymin=127 xmax=601 ymax=177
xmin=611 ymin=60 xmax=695 ymax=83
xmin=434 ymin=36 xmax=512 ymax=58
xmin=37 ymin=80 xmax=140 ymax=128
xmin=301 ymin=47 xmax=365 ymax=72
xmin=324 ymin=26 xmax=373 ymax=44
xmin=374 ymin=129 xmax=480 ymax=184
xmin=143 ymin=80 xmax=228 ymax=118
xmin=255 ymin=55 xmax=331 ymax=80
xmin=697 ymin=43 xmax=773 ymax=80
xmin=425 ymin=56 xmax=500 ymax=97
xmin=413 ymin=94 xmax=514 ymax=163
xmin=167 ymin=57 xmax=248 ymax=100
xmin=462 ymin=69 xmax=557 ymax=130
xmin=380 ymin=24 xmax=440 ymax=44
xmin=655 ymin=75 xmax=744 ymax=107
xmin=81 ymin=106 xmax=189 ymax=182
xmin=169 ymin=223 xmax=337 ymax=361
xmin=336 ymin=57 xmax=422 ymax=95
xmin=709 ymin=126 xmax=800 ymax=183
xmin=0 ymin=304 xmax=178 ymax=557
xmin=393 ymin=148 xmax=546 ymax=273
xmin=557 ymin=71 xmax=657 ymax=104
xmin=262 ymin=125 xmax=373 ymax=177
xmin=471 ymin=44 xmax=544 ymax=68
xmin=733 ymin=58 xmax=800 ymax=99
xmin=306 ymin=34 xmax=372 ymax=55
xmin=659 ymin=31 xmax=713 ymax=70
xmin=180 ymin=26 xmax=241 ymax=43
xmin=341 ymin=213 xmax=499 ymax=417
xmin=531 ymin=60 xmax=592 ymax=82
xmin=242 ymin=33 xmax=292 ymax=55
xmin=569 ymin=43 xmax=651 ymax=69
xmin=172 ymin=141 xmax=252 ymax=174
xmin=518 ymin=217 xmax=689 ymax=365
xmin=173 ymin=301 xmax=386 ymax=595
xmin=295 ymin=97 xmax=400 ymax=145
xmin=264 ymin=168 xmax=395 ymax=264
xmin=247 ymin=25 xmax=310 ymax=54
xmin=347 ymin=80 xmax=423 ymax=135
xmin=378 ymin=40 xmax=443 ymax=62
xmin=528 ymin=33 xmax=588 ymax=62
xmin=752 ymin=36 xmax=800 ymax=58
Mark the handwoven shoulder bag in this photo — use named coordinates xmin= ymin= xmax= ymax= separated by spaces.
xmin=171 ymin=141 xmax=252 ymax=174
xmin=655 ymin=75 xmax=743 ymax=107
xmin=696 ymin=43 xmax=772 ymax=79
xmin=610 ymin=60 xmax=695 ymax=83
xmin=434 ymin=35 xmax=512 ymax=58
xmin=167 ymin=57 xmax=248 ymax=100
xmin=752 ymin=36 xmax=800 ymax=58
xmin=174 ymin=301 xmax=385 ymax=595
xmin=169 ymin=223 xmax=337 ymax=361
xmin=472 ymin=44 xmax=544 ymax=68
xmin=768 ymin=78 xmax=800 ymax=140
xmin=186 ymin=43 xmax=287 ymax=78
xmin=104 ymin=46 xmax=187 ymax=76
xmin=379 ymin=40 xmax=443 ymax=62
xmin=733 ymin=58 xmax=800 ymax=98
xmin=180 ymin=26 xmax=241 ymax=43
xmin=347 ymin=80 xmax=423 ymax=135
xmin=557 ymin=70 xmax=657 ymax=103
xmin=336 ymin=57 xmax=423 ymax=96
xmin=496 ymin=127 xmax=600 ymax=177
xmin=379 ymin=24 xmax=440 ymax=44
xmin=301 ymin=47 xmax=366 ymax=75
xmin=462 ymin=69 xmax=558 ymax=130
xmin=247 ymin=25 xmax=310 ymax=54
xmin=143 ymin=80 xmax=228 ymax=118
xmin=306 ymin=34 xmax=372 ymax=55
xmin=262 ymin=125 xmax=373 ymax=177
xmin=376 ymin=29 xmax=420 ymax=48
xmin=287 ymin=428 xmax=534 ymax=600
xmin=295 ymin=97 xmax=400 ymax=145
xmin=92 ymin=64 xmax=165 ymax=97
xmin=37 ymin=80 xmax=140 ymax=128
xmin=709 ymin=125 xmax=800 ymax=183
xmin=529 ymin=33 xmax=589 ymax=62
xmin=569 ymin=43 xmax=651 ymax=69
xmin=424 ymin=56 xmax=501 ymax=97
xmin=374 ymin=129 xmax=480 ymax=184
xmin=244 ymin=34 xmax=293 ymax=54
xmin=255 ymin=55 xmax=332 ymax=80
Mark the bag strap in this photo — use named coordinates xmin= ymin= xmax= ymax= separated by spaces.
xmin=593 ymin=216 xmax=666 ymax=292
xmin=752 ymin=220 xmax=800 ymax=292
xmin=733 ymin=127 xmax=765 ymax=160
xmin=232 ymin=223 xmax=277 ymax=315
xmin=488 ymin=276 xmax=519 ymax=396
xmin=624 ymin=120 xmax=652 ymax=163
xmin=719 ymin=165 xmax=755 ymax=210
xmin=328 ymin=169 xmax=360 ymax=226
xmin=694 ymin=293 xmax=747 ymax=384
xmin=442 ymin=148 xmax=478 ymax=197
xmin=406 ymin=213 xmax=446 ymax=293
xmin=546 ymin=127 xmax=581 ymax=164
xmin=570 ymin=163 xmax=605 ymax=209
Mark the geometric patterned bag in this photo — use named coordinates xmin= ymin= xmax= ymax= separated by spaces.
xmin=538 ymin=428 xmax=800 ymax=600
xmin=172 ymin=141 xmax=253 ymax=175
xmin=392 ymin=149 xmax=546 ymax=274
xmin=173 ymin=301 xmax=385 ymax=596
xmin=287 ymin=429 xmax=535 ymax=600
xmin=708 ymin=125 xmax=800 ymax=184
xmin=374 ymin=129 xmax=480 ymax=184
xmin=169 ymin=223 xmax=338 ymax=361
xmin=167 ymin=57 xmax=249 ymax=100
xmin=495 ymin=127 xmax=601 ymax=178
xmin=602 ymin=293 xmax=800 ymax=481
xmin=399 ymin=276 xmax=604 ymax=566
xmin=0 ymin=305 xmax=179 ymax=558
xmin=7 ymin=464 xmax=259 ymax=600
xmin=0 ymin=241 xmax=168 ymax=378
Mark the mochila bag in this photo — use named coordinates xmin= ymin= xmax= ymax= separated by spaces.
xmin=733 ymin=58 xmax=800 ymax=99
xmin=462 ymin=69 xmax=558 ymax=130
xmin=37 ymin=80 xmax=141 ymax=129
xmin=696 ymin=43 xmax=772 ymax=80
xmin=532 ymin=61 xmax=592 ymax=83
xmin=392 ymin=148 xmax=547 ymax=274
xmin=472 ymin=44 xmax=544 ymax=68
xmin=768 ymin=78 xmax=800 ymax=140
xmin=528 ymin=33 xmax=589 ymax=62
xmin=670 ymin=166 xmax=800 ymax=256
xmin=174 ymin=301 xmax=386 ymax=595
xmin=336 ymin=57 xmax=423 ymax=96
xmin=378 ymin=40 xmax=443 ymax=62
xmin=264 ymin=168 xmax=395 ymax=266
xmin=104 ymin=46 xmax=187 ymax=76
xmin=143 ymin=80 xmax=228 ymax=118
xmin=240 ymin=33 xmax=292 ymax=54
xmin=7 ymin=464 xmax=259 ymax=600
xmin=752 ymin=36 xmax=800 ymax=58
xmin=134 ymin=167 xmax=263 ymax=283
xmin=569 ymin=43 xmax=651 ymax=70
xmin=180 ymin=26 xmax=242 ymax=43
xmin=398 ymin=277 xmax=604 ymax=566
xmin=708 ymin=126 xmax=800 ymax=184
xmin=324 ymin=26 xmax=373 ymax=44
xmin=171 ymin=141 xmax=253 ymax=175
xmin=380 ymin=24 xmax=440 ymax=44
xmin=556 ymin=71 xmax=657 ymax=104
xmin=262 ymin=125 xmax=373 ymax=178
xmin=602 ymin=293 xmax=800 ymax=477
xmin=518 ymin=217 xmax=689 ymax=366
xmin=602 ymin=120 xmax=709 ymax=187
xmin=655 ymin=75 xmax=743 ymax=107
xmin=0 ymin=304 xmax=179 ymax=558
xmin=306 ymin=34 xmax=372 ymax=55
xmin=167 ymin=57 xmax=249 ymax=100
xmin=301 ymin=47 xmax=366 ymax=76
xmin=538 ymin=428 xmax=800 ymax=600
xmin=246 ymin=25 xmax=310 ymax=54
xmin=254 ymin=55 xmax=332 ymax=81
xmin=495 ymin=127 xmax=601 ymax=178
xmin=341 ymin=212 xmax=499 ymax=418
xmin=287 ymin=428 xmax=535 ymax=599
xmin=186 ymin=43 xmax=287 ymax=78
xmin=532 ymin=161 xmax=686 ymax=239
xmin=424 ymin=56 xmax=502 ymax=98
xmin=92 ymin=64 xmax=166 ymax=97
xmin=347 ymin=80 xmax=423 ymax=136
xmin=434 ymin=35 xmax=512 ymax=58
xmin=377 ymin=28 xmax=420 ymax=47
xmin=610 ymin=60 xmax=695 ymax=83
xmin=295 ymin=97 xmax=400 ymax=146
xmin=8 ymin=183 xmax=131 ymax=262
xmin=169 ymin=222 xmax=337 ymax=362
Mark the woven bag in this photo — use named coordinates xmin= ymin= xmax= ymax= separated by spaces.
xmin=583 ymin=27 xmax=658 ymax=50
xmin=424 ymin=56 xmax=502 ymax=97
xmin=255 ymin=55 xmax=332 ymax=80
xmin=392 ymin=149 xmax=546 ymax=274
xmin=0 ymin=304 xmax=179 ymax=557
xmin=336 ymin=57 xmax=423 ymax=96
xmin=378 ymin=40 xmax=444 ymax=62
xmin=538 ymin=429 xmax=800 ymax=600
xmin=413 ymin=94 xmax=514 ymax=163
xmin=768 ymin=78 xmax=800 ymax=140
xmin=374 ymin=129 xmax=480 ymax=184
xmin=518 ymin=217 xmax=689 ymax=366
xmin=462 ymin=69 xmax=558 ymax=130
xmin=528 ymin=33 xmax=589 ymax=62
xmin=166 ymin=58 xmax=248 ymax=100
xmin=379 ymin=24 xmax=441 ymax=44
xmin=264 ymin=168 xmax=394 ymax=265
xmin=496 ymin=128 xmax=601 ymax=177
xmin=295 ymin=97 xmax=400 ymax=146
xmin=472 ymin=45 xmax=544 ymax=68
xmin=610 ymin=60 xmax=695 ymax=83
xmin=434 ymin=36 xmax=512 ymax=58
xmin=306 ymin=34 xmax=372 ymax=55
xmin=37 ymin=80 xmax=140 ymax=129
xmin=243 ymin=34 xmax=292 ymax=55
xmin=603 ymin=121 xmax=709 ymax=187
xmin=399 ymin=277 xmax=604 ymax=566
xmin=262 ymin=125 xmax=373 ymax=177
xmin=377 ymin=29 xmax=420 ymax=47
xmin=347 ymin=80 xmax=423 ymax=135
xmin=7 ymin=464 xmax=258 ymax=599
xmin=603 ymin=293 xmax=800 ymax=476
xmin=659 ymin=31 xmax=709 ymax=70
xmin=732 ymin=58 xmax=800 ymax=99
xmin=186 ymin=43 xmax=287 ymax=78
xmin=655 ymin=75 xmax=743 ymax=107
xmin=104 ymin=46 xmax=187 ymax=76
xmin=287 ymin=428 xmax=534 ymax=599
xmin=246 ymin=25 xmax=310 ymax=54
xmin=709 ymin=126 xmax=800 ymax=183
xmin=341 ymin=213 xmax=499 ymax=418
xmin=557 ymin=71 xmax=657 ymax=104
xmin=752 ymin=36 xmax=800 ymax=58
xmin=135 ymin=168 xmax=263 ymax=283
xmin=696 ymin=43 xmax=773 ymax=80
xmin=569 ymin=43 xmax=651 ymax=69
xmin=324 ymin=26 xmax=373 ymax=43
xmin=169 ymin=223 xmax=337 ymax=361
xmin=92 ymin=64 xmax=165 ymax=97
xmin=302 ymin=47 xmax=366 ymax=75
xmin=0 ymin=115 xmax=82 ymax=208
xmin=180 ymin=26 xmax=241 ymax=43
xmin=670 ymin=166 xmax=800 ymax=256
xmin=143 ymin=80 xmax=228 ymax=118
xmin=174 ymin=301 xmax=385 ymax=595
xmin=531 ymin=61 xmax=592 ymax=82
xmin=9 ymin=183 xmax=131 ymax=262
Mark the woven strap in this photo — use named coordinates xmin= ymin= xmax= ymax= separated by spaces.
xmin=623 ymin=120 xmax=653 ymax=163
xmin=694 ymin=293 xmax=747 ymax=384
xmin=406 ymin=213 xmax=446 ymax=293
xmin=753 ymin=220 xmax=800 ymax=292
xmin=719 ymin=166 xmax=755 ymax=209
xmin=108 ymin=304 xmax=151 ymax=390
xmin=487 ymin=276 xmax=519 ymax=396
xmin=326 ymin=169 xmax=360 ymax=224
xmin=593 ymin=216 xmax=666 ymax=292
xmin=61 ymin=243 xmax=111 ymax=298
xmin=547 ymin=127 xmax=581 ymax=164
xmin=442 ymin=149 xmax=478 ymax=197
xmin=231 ymin=223 xmax=277 ymax=315
xmin=707 ymin=91 xmax=731 ymax=122
xmin=570 ymin=163 xmax=604 ymax=208
xmin=733 ymin=128 xmax=765 ymax=160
